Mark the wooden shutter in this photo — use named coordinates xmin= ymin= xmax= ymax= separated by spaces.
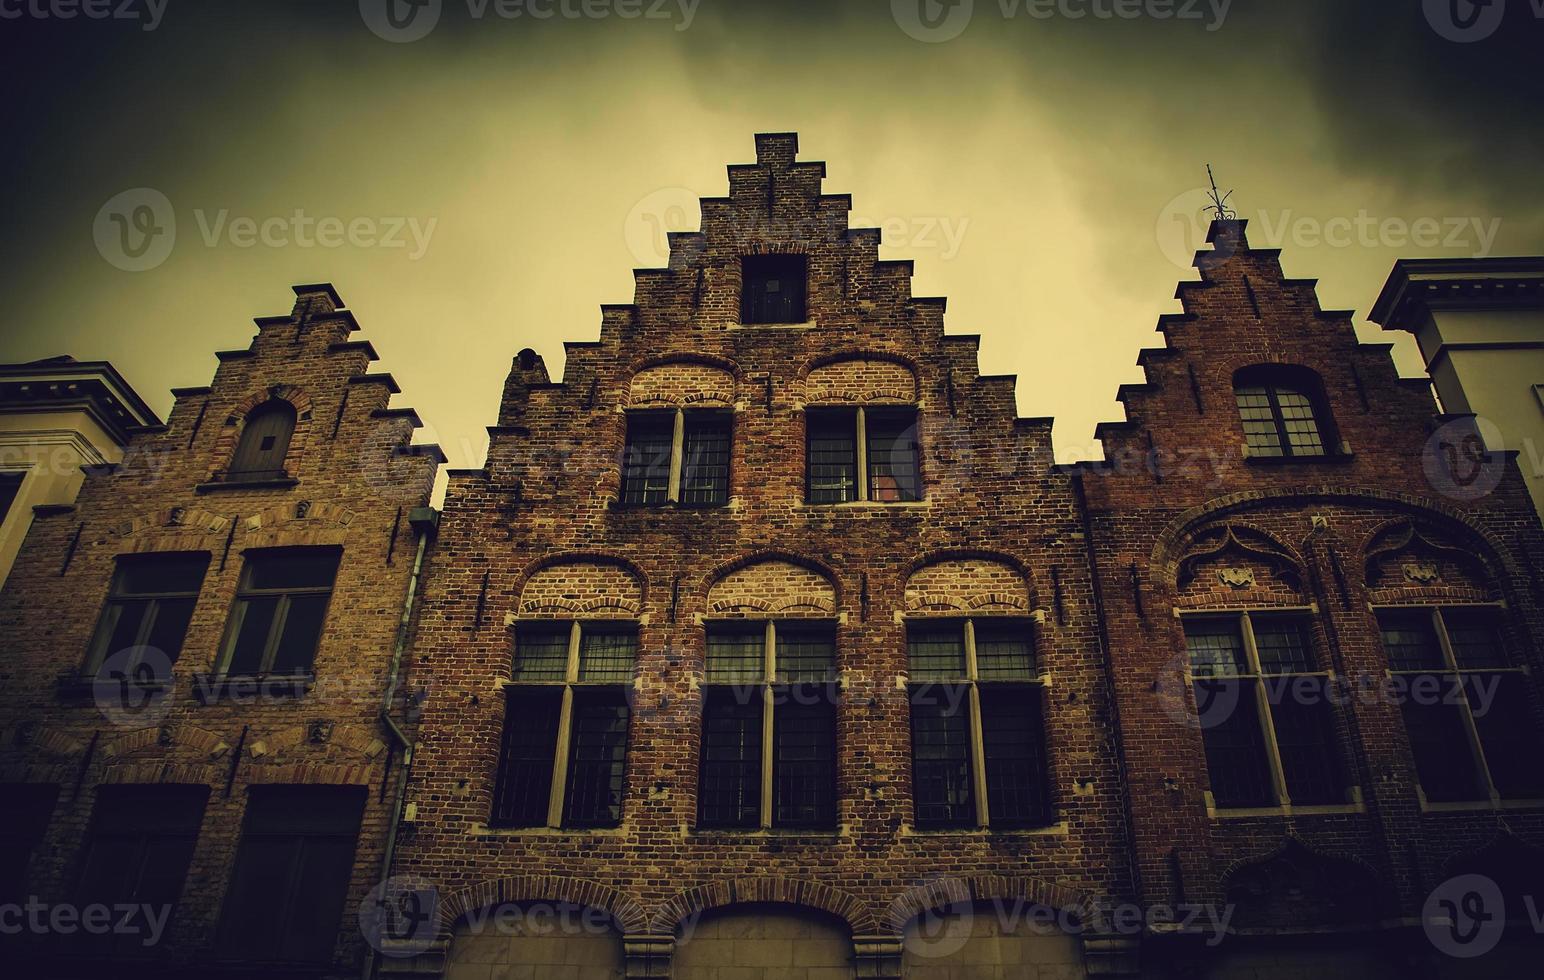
xmin=229 ymin=401 xmax=296 ymax=479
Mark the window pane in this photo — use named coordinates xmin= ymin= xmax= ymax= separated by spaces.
xmin=775 ymin=624 xmax=836 ymax=683
xmin=270 ymin=593 xmax=330 ymax=674
xmin=491 ymin=688 xmax=562 ymax=827
xmin=866 ymin=410 xmax=922 ymax=502
xmin=1252 ymin=616 xmax=1315 ymax=674
xmin=244 ymin=549 xmax=340 ymax=591
xmin=681 ymin=412 xmax=731 ymax=506
xmin=1267 ymin=678 xmax=1344 ymax=805
xmin=979 ymin=687 xmax=1051 ymax=828
xmin=741 ymin=255 xmax=807 ymax=324
xmin=974 ymin=623 xmax=1035 ymax=680
xmin=1194 ymin=679 xmax=1274 ymax=807
xmin=116 ymin=553 xmax=209 ymax=595
xmin=226 ymin=595 xmax=279 ymax=676
xmin=579 ymin=628 xmax=636 ymax=683
xmin=143 ymin=596 xmax=198 ymax=676
xmin=699 ymin=690 xmax=762 ymax=828
xmin=706 ymin=625 xmax=765 ymax=684
xmin=513 ymin=624 xmax=570 ymax=681
xmin=773 ymin=690 xmax=836 ymax=828
xmin=97 ymin=598 xmax=150 ymax=668
xmin=1236 ymin=386 xmax=1284 ymax=457
xmin=1399 ymin=676 xmax=1486 ymax=803
xmin=215 ymin=837 xmax=294 ymax=960
xmin=807 ymin=410 xmax=858 ymax=504
xmin=1275 ymin=388 xmax=1326 ymax=456
xmin=282 ymin=835 xmax=360 ymax=963
xmin=1465 ymin=673 xmax=1544 ymax=800
xmin=907 ymin=625 xmax=966 ymax=681
xmin=1184 ymin=618 xmax=1247 ymax=677
xmin=1378 ymin=610 xmax=1445 ymax=671
xmin=620 ymin=412 xmax=673 ymax=506
xmin=910 ymin=685 xmax=975 ymax=828
xmin=1445 ymin=610 xmax=1509 ymax=669
xmin=564 ymin=693 xmax=630 ymax=827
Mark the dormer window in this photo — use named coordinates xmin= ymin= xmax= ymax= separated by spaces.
xmin=230 ymin=399 xmax=296 ymax=480
xmin=1233 ymin=366 xmax=1336 ymax=459
xmin=741 ymin=255 xmax=807 ymax=324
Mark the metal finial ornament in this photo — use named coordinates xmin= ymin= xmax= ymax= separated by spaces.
xmin=1205 ymin=165 xmax=1236 ymax=221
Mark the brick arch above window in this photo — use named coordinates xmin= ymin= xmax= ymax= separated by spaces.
xmin=801 ymin=354 xmax=919 ymax=405
xmin=1361 ymin=517 xmax=1501 ymax=604
xmin=704 ymin=556 xmax=837 ymax=617
xmin=903 ymin=556 xmax=1031 ymax=617
xmin=439 ymin=875 xmax=648 ymax=935
xmin=626 ymin=360 xmax=737 ymax=409
xmin=1170 ymin=521 xmax=1309 ymax=608
xmin=649 ymin=877 xmax=877 ymax=936
xmin=516 ymin=558 xmax=644 ymax=619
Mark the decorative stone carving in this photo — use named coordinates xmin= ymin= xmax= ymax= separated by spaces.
xmin=1217 ymin=567 xmax=1256 ymax=590
xmin=308 ymin=720 xmax=335 ymax=744
xmin=1403 ymin=562 xmax=1440 ymax=585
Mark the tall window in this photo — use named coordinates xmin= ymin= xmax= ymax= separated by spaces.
xmin=217 ymin=786 xmax=366 ymax=964
xmin=84 ymin=553 xmax=209 ymax=680
xmin=1378 ymin=606 xmax=1542 ymax=803
xmin=229 ymin=399 xmax=297 ymax=480
xmin=620 ymin=409 xmax=731 ymax=507
xmin=1234 ymin=366 xmax=1333 ymax=459
xmin=907 ymin=620 xmax=1049 ymax=829
xmin=491 ymin=621 xmax=636 ymax=828
xmin=73 ymin=785 xmax=208 ymax=958
xmin=806 ymin=407 xmax=921 ymax=504
xmin=219 ymin=549 xmax=340 ymax=677
xmin=1183 ymin=613 xmax=1347 ymax=809
xmin=0 ymin=471 xmax=23 ymax=525
xmin=741 ymin=254 xmax=807 ymax=324
xmin=699 ymin=621 xmax=837 ymax=830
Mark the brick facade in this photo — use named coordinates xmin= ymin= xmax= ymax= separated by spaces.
xmin=0 ymin=286 xmax=443 ymax=977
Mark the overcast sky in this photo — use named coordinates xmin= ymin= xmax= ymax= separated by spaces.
xmin=3 ymin=0 xmax=1541 ymax=493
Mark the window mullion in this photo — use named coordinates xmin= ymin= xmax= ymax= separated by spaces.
xmin=1241 ymin=612 xmax=1291 ymax=806
xmin=963 ymin=619 xmax=990 ymax=827
xmin=566 ymin=622 xmax=582 ymax=684
xmin=761 ymin=620 xmax=776 ymax=829
xmin=1267 ymin=388 xmax=1292 ymax=457
xmin=855 ymin=408 xmax=868 ymax=503
xmin=668 ymin=409 xmax=685 ymax=503
xmin=548 ymin=686 xmax=576 ymax=828
xmin=1433 ymin=608 xmax=1501 ymax=803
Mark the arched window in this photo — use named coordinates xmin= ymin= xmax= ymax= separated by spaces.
xmin=1233 ymin=366 xmax=1335 ymax=459
xmin=229 ymin=400 xmax=296 ymax=479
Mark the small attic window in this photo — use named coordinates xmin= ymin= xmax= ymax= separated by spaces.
xmin=741 ymin=255 xmax=807 ymax=325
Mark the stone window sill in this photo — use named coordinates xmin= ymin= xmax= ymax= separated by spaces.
xmin=898 ymin=821 xmax=1069 ymax=838
xmin=195 ymin=476 xmax=300 ymax=494
xmin=191 ymin=672 xmax=315 ymax=703
xmin=55 ymin=674 xmax=170 ymax=699
xmin=798 ymin=500 xmax=929 ymax=512
xmin=1209 ymin=803 xmax=1366 ymax=820
xmin=1419 ymin=797 xmax=1544 ymax=814
xmin=469 ymin=823 xmax=631 ymax=837
xmin=688 ymin=827 xmax=845 ymax=840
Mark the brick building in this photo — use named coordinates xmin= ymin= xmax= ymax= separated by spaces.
xmin=3 ymin=134 xmax=1542 ymax=979
xmin=0 ymin=286 xmax=443 ymax=978
xmin=1075 ymin=220 xmax=1544 ymax=976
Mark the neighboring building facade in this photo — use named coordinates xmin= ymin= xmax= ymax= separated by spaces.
xmin=1078 ymin=222 xmax=1544 ymax=976
xmin=0 ymin=356 xmax=161 ymax=588
xmin=0 ymin=285 xmax=443 ymax=979
xmin=1370 ymin=257 xmax=1544 ymax=520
